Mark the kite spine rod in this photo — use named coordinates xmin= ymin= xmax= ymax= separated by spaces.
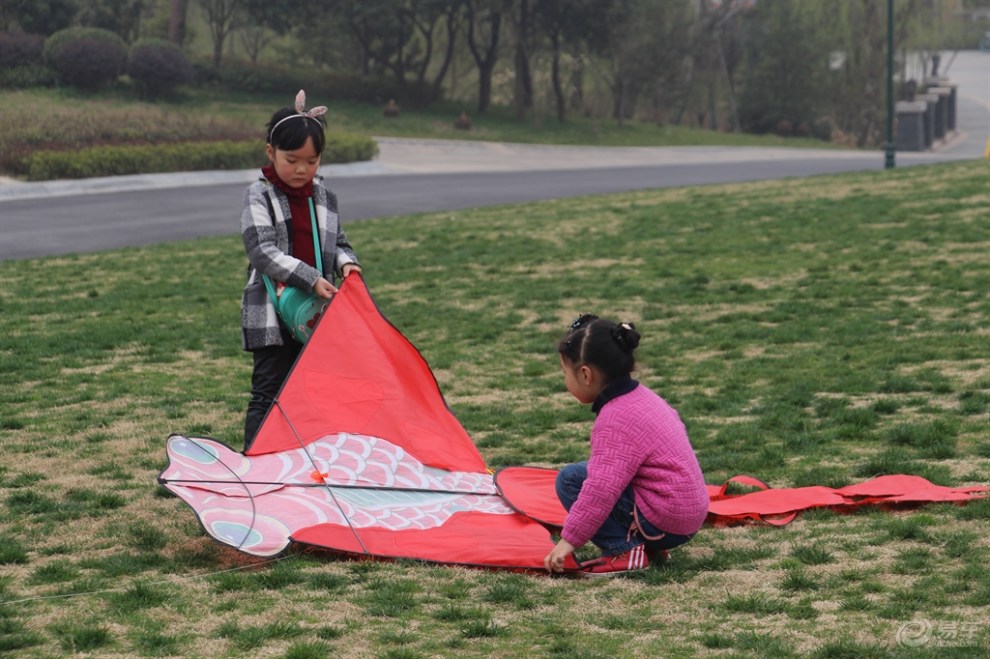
xmin=160 ymin=478 xmax=497 ymax=497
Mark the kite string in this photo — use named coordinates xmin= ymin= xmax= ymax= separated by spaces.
xmin=272 ymin=400 xmax=371 ymax=556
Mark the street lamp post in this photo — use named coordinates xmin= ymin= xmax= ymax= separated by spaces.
xmin=885 ymin=0 xmax=896 ymax=169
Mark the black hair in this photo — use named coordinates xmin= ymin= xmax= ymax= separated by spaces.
xmin=558 ymin=314 xmax=640 ymax=382
xmin=266 ymin=107 xmax=327 ymax=154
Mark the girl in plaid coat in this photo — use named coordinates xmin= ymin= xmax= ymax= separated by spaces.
xmin=240 ymin=91 xmax=362 ymax=448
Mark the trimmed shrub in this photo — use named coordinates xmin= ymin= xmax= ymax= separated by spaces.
xmin=24 ymin=134 xmax=378 ymax=180
xmin=0 ymin=104 xmax=256 ymax=176
xmin=51 ymin=38 xmax=126 ymax=90
xmin=44 ymin=27 xmax=126 ymax=90
xmin=0 ymin=63 xmax=55 ymax=88
xmin=0 ymin=32 xmax=46 ymax=68
xmin=0 ymin=31 xmax=55 ymax=88
xmin=127 ymin=39 xmax=192 ymax=99
xmin=43 ymin=27 xmax=125 ymax=66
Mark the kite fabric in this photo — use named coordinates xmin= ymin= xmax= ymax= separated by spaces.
xmin=494 ymin=467 xmax=990 ymax=529
xmin=159 ymin=274 xmax=580 ymax=571
xmin=159 ymin=275 xmax=988 ymax=571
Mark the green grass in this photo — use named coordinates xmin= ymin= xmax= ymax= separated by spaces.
xmin=0 ymin=161 xmax=988 ymax=656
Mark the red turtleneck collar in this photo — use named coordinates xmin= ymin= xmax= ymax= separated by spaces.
xmin=262 ymin=165 xmax=315 ymax=198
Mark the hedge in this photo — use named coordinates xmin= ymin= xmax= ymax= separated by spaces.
xmin=0 ymin=32 xmax=45 ymax=68
xmin=0 ymin=31 xmax=55 ymax=88
xmin=25 ymin=135 xmax=378 ymax=181
xmin=0 ymin=63 xmax=55 ymax=88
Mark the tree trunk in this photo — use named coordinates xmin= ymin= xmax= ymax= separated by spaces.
xmin=550 ymin=33 xmax=565 ymax=122
xmin=855 ymin=0 xmax=885 ymax=146
xmin=478 ymin=64 xmax=494 ymax=113
xmin=431 ymin=6 xmax=460 ymax=98
xmin=168 ymin=0 xmax=189 ymax=45
xmin=466 ymin=0 xmax=504 ymax=115
xmin=513 ymin=0 xmax=533 ymax=120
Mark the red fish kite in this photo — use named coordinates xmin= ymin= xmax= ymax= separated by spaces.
xmin=159 ymin=276 xmax=988 ymax=570
xmin=159 ymin=275 xmax=580 ymax=571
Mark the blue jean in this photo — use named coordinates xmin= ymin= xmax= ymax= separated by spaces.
xmin=555 ymin=461 xmax=694 ymax=556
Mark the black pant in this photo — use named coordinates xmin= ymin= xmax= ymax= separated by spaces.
xmin=244 ymin=341 xmax=302 ymax=450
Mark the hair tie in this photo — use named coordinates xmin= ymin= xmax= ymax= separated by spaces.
xmin=268 ymin=89 xmax=328 ymax=142
xmin=568 ymin=313 xmax=598 ymax=332
xmin=611 ymin=322 xmax=638 ymax=351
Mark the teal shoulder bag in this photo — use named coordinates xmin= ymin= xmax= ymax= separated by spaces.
xmin=261 ymin=197 xmax=329 ymax=344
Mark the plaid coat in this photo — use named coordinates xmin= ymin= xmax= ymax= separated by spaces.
xmin=240 ymin=174 xmax=360 ymax=350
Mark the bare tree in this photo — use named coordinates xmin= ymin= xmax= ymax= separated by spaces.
xmin=592 ymin=0 xmax=694 ymax=125
xmin=466 ymin=0 xmax=507 ymax=114
xmin=511 ymin=0 xmax=534 ymax=120
xmin=430 ymin=0 xmax=464 ymax=98
xmin=821 ymin=0 xmax=916 ymax=146
xmin=238 ymin=25 xmax=272 ymax=64
xmin=198 ymin=0 xmax=242 ymax=71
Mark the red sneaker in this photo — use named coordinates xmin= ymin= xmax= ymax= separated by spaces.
xmin=580 ymin=545 xmax=650 ymax=577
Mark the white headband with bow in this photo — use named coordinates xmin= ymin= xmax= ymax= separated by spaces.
xmin=268 ymin=90 xmax=328 ymax=142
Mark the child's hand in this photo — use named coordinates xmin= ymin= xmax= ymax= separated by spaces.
xmin=342 ymin=264 xmax=362 ymax=278
xmin=312 ymin=277 xmax=338 ymax=300
xmin=544 ymin=539 xmax=576 ymax=573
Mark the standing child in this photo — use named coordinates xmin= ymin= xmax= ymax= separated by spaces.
xmin=240 ymin=90 xmax=362 ymax=449
xmin=544 ymin=314 xmax=709 ymax=576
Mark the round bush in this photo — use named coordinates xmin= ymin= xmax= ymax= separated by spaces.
xmin=127 ymin=39 xmax=192 ymax=99
xmin=51 ymin=38 xmax=126 ymax=90
xmin=43 ymin=27 xmax=126 ymax=66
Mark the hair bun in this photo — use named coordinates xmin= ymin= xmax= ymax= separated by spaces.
xmin=611 ymin=322 xmax=640 ymax=351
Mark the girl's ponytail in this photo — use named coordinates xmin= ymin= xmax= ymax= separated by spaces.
xmin=610 ymin=322 xmax=640 ymax=353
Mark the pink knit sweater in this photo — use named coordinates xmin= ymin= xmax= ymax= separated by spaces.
xmin=562 ymin=384 xmax=709 ymax=547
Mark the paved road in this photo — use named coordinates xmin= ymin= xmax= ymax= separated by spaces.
xmin=0 ymin=153 xmax=956 ymax=261
xmin=1 ymin=51 xmax=986 ymax=261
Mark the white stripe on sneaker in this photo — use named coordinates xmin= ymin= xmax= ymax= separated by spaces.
xmin=631 ymin=545 xmax=644 ymax=570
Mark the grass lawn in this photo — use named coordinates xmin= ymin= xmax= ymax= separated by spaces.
xmin=1 ymin=160 xmax=988 ymax=657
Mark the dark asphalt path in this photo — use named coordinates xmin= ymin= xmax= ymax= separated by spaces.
xmin=0 ymin=156 xmax=924 ymax=261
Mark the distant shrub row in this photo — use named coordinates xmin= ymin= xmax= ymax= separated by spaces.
xmin=0 ymin=103 xmax=257 ymax=175
xmin=24 ymin=134 xmax=378 ymax=181
xmin=1 ymin=28 xmax=439 ymax=106
xmin=0 ymin=27 xmax=191 ymax=97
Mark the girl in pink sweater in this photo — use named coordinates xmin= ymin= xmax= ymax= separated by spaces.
xmin=544 ymin=314 xmax=709 ymax=577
